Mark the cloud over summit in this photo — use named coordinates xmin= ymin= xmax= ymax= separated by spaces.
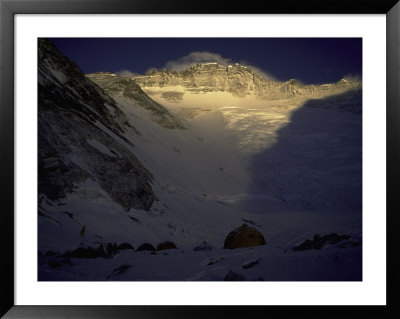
xmin=164 ymin=51 xmax=276 ymax=81
xmin=164 ymin=51 xmax=232 ymax=71
xmin=116 ymin=70 xmax=140 ymax=77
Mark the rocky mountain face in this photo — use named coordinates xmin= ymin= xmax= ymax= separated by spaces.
xmin=38 ymin=39 xmax=155 ymax=211
xmin=86 ymin=72 xmax=185 ymax=129
xmin=130 ymin=62 xmax=362 ymax=101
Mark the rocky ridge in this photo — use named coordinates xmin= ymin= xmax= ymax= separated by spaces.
xmin=86 ymin=72 xmax=185 ymax=129
xmin=38 ymin=39 xmax=155 ymax=211
xmin=130 ymin=62 xmax=362 ymax=101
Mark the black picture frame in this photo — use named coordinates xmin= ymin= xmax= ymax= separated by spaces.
xmin=1 ymin=0 xmax=399 ymax=318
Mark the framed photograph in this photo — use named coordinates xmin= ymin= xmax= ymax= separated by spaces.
xmin=1 ymin=0 xmax=399 ymax=318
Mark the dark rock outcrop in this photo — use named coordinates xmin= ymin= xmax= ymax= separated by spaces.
xmin=241 ymin=258 xmax=261 ymax=269
xmin=107 ymin=264 xmax=131 ymax=279
xmin=206 ymin=257 xmax=225 ymax=266
xmin=193 ymin=241 xmax=212 ymax=252
xmin=293 ymin=233 xmax=352 ymax=251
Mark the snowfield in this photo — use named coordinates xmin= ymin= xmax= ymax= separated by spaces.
xmin=39 ymin=85 xmax=362 ymax=281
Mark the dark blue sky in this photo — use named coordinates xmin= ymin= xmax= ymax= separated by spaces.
xmin=49 ymin=38 xmax=362 ymax=84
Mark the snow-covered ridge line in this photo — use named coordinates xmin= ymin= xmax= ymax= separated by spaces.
xmin=86 ymin=72 xmax=185 ymax=130
xmin=88 ymin=62 xmax=361 ymax=101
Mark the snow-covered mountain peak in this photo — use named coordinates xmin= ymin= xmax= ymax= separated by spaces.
xmin=128 ymin=61 xmax=361 ymax=104
xmin=38 ymin=39 xmax=362 ymax=282
xmin=145 ymin=62 xmax=255 ymax=78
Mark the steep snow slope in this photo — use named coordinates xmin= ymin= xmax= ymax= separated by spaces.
xmin=38 ymin=39 xmax=157 ymax=252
